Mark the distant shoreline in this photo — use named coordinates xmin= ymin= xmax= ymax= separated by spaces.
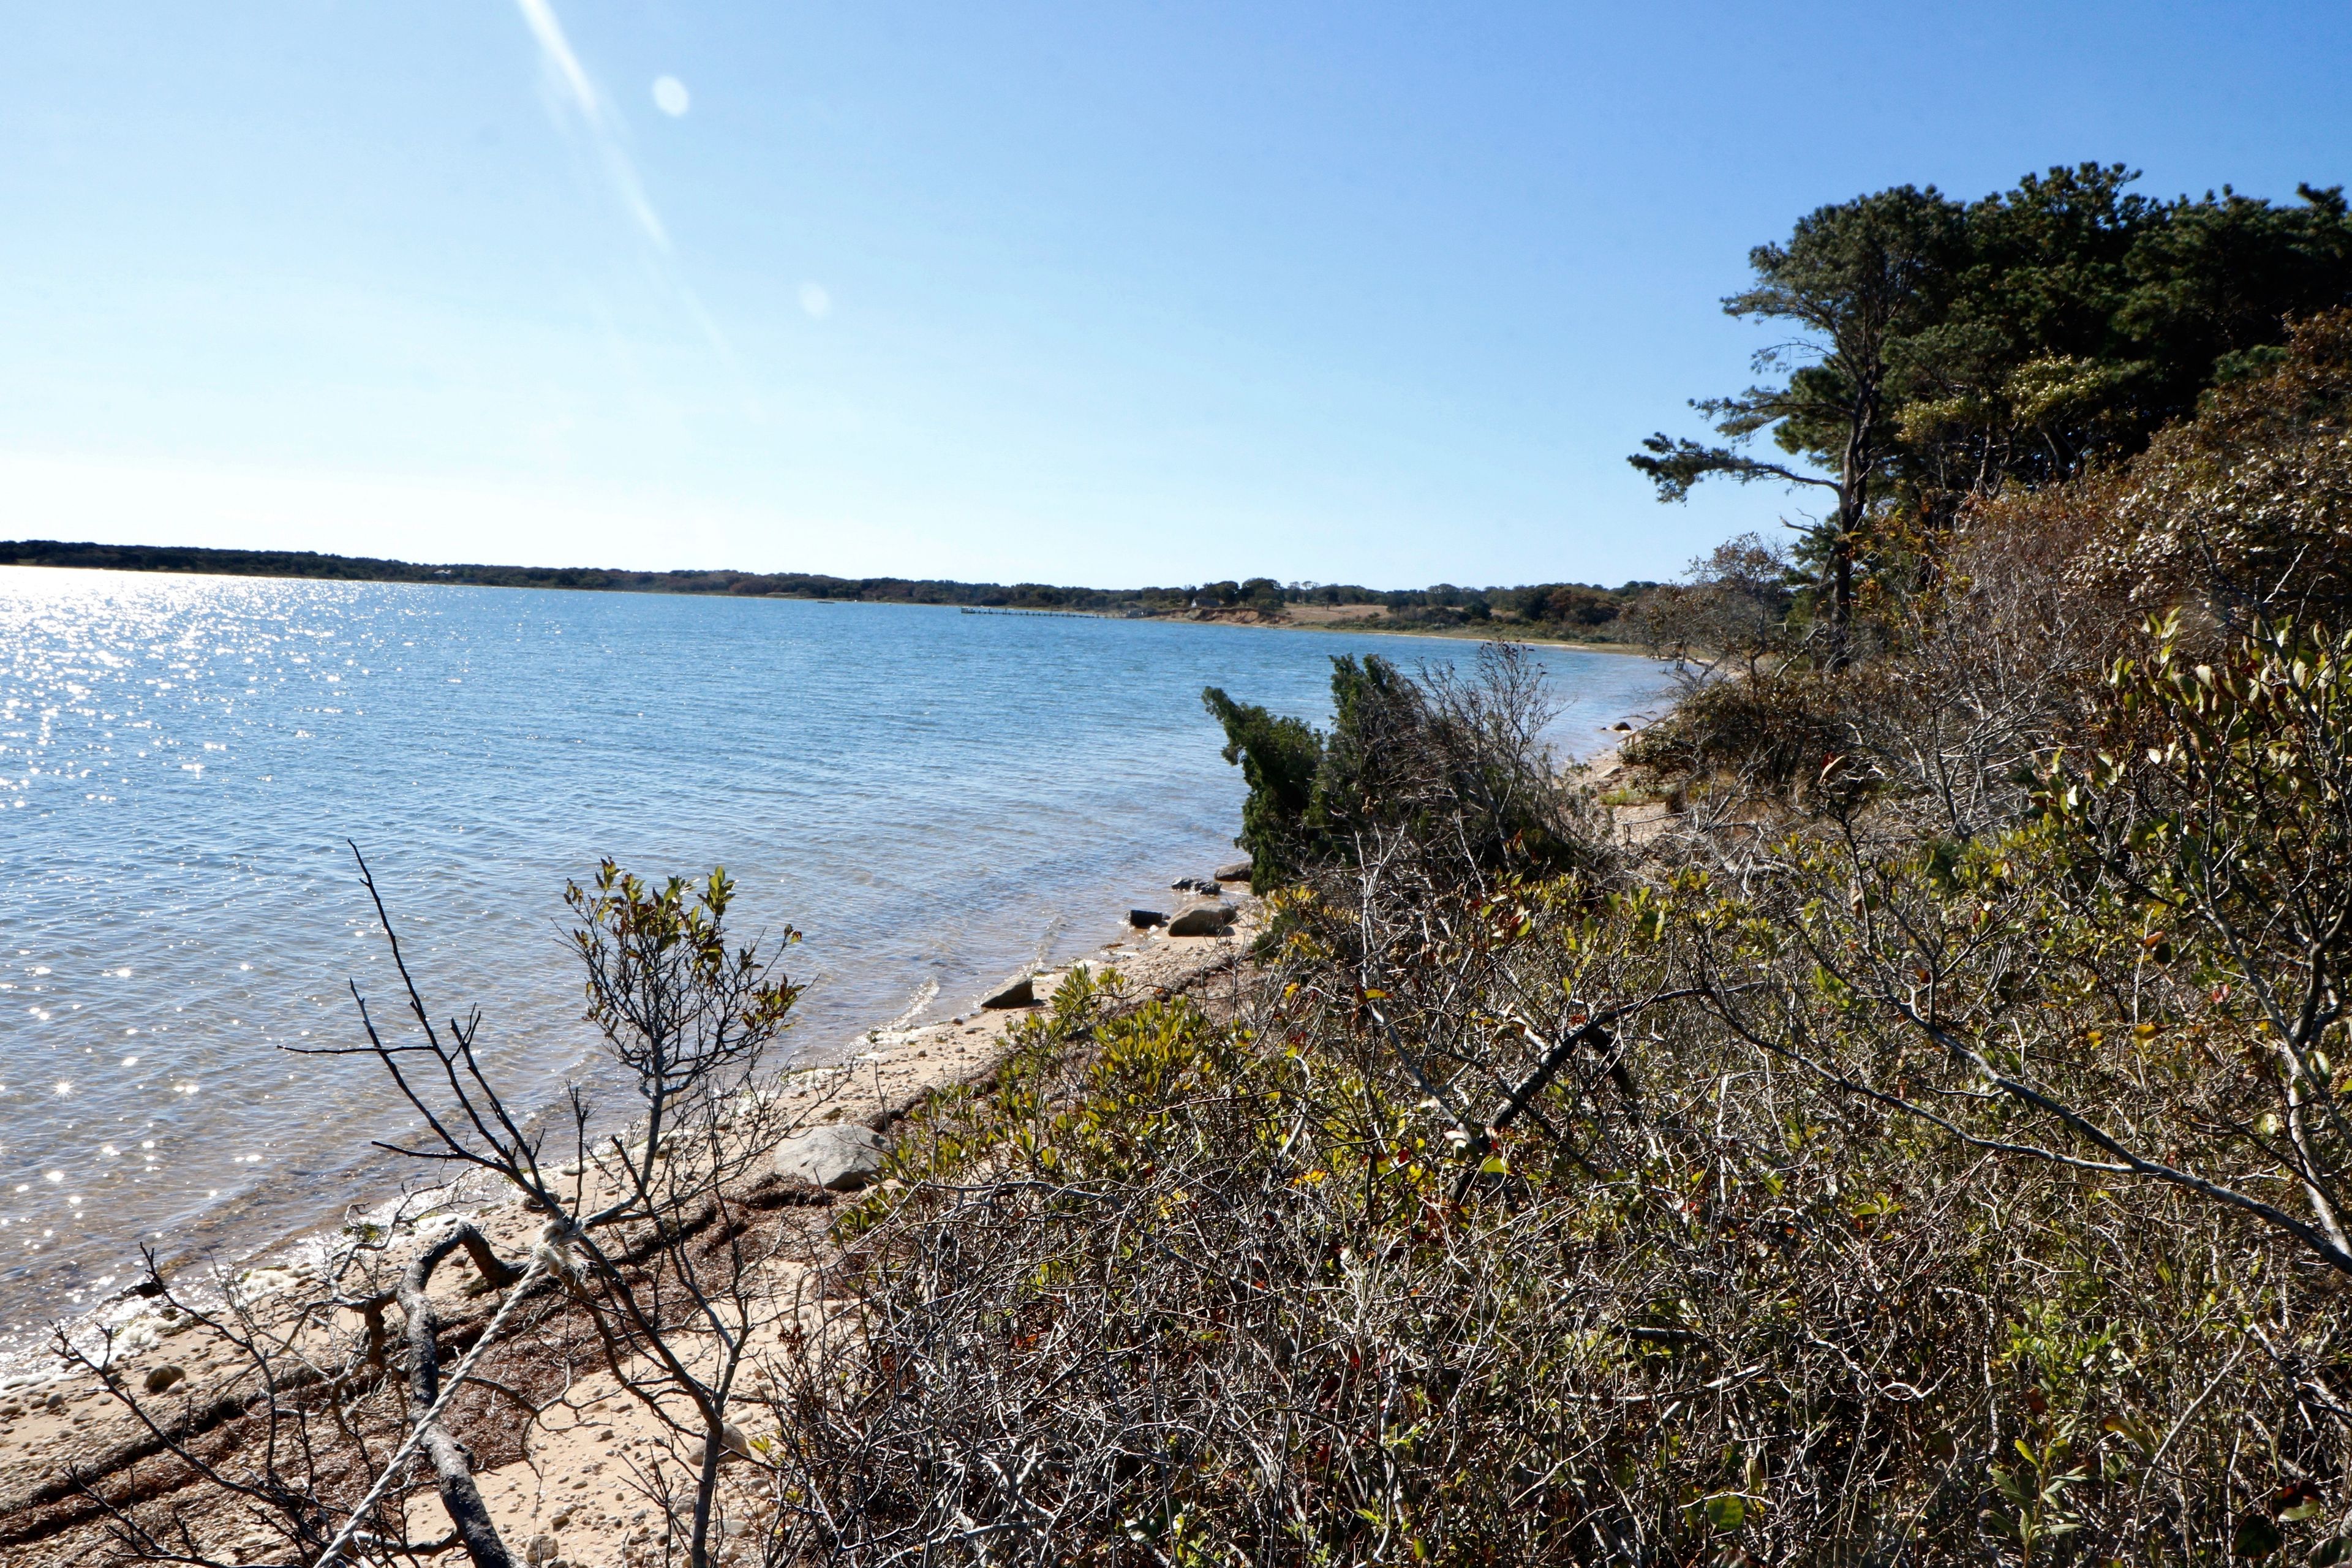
xmin=0 ymin=541 xmax=1652 ymax=656
xmin=1220 ymin=614 xmax=1648 ymax=657
xmin=1176 ymin=610 xmax=1648 ymax=657
xmin=954 ymin=602 xmax=1648 ymax=656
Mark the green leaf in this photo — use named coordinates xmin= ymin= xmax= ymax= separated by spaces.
xmin=2237 ymin=1515 xmax=2284 ymax=1559
xmin=1703 ymin=1494 xmax=1746 ymax=1532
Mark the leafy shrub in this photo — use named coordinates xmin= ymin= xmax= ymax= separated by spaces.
xmin=1203 ymin=644 xmax=1594 ymax=893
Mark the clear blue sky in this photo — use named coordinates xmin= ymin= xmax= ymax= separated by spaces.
xmin=2 ymin=2 xmax=2346 ymax=589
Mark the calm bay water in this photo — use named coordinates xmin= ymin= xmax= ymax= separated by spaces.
xmin=0 ymin=565 xmax=1668 ymax=1348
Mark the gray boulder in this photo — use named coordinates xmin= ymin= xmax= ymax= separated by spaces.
xmin=981 ymin=975 xmax=1036 ymax=1009
xmin=1214 ymin=860 xmax=1253 ymax=883
xmin=775 ymin=1123 xmax=891 ymax=1192
xmin=687 ymin=1422 xmax=753 ymax=1468
xmin=1166 ymin=902 xmax=1237 ymax=937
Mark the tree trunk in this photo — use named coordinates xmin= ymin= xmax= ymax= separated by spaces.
xmin=1828 ymin=513 xmax=1857 ymax=670
xmin=400 ymin=1227 xmax=519 ymax=1568
xmin=1826 ymin=382 xmax=1878 ymax=671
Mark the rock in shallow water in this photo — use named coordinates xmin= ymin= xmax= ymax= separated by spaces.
xmin=981 ymin=975 xmax=1036 ymax=1009
xmin=1167 ymin=903 xmax=1237 ymax=937
xmin=775 ymin=1124 xmax=891 ymax=1192
xmin=1128 ymin=908 xmax=1166 ymax=929
xmin=1215 ymin=860 xmax=1252 ymax=883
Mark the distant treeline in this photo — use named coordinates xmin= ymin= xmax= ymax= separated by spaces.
xmin=1188 ymin=576 xmax=1656 ymax=631
xmin=0 ymin=540 xmax=1657 ymax=639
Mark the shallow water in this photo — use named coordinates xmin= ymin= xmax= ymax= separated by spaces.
xmin=0 ymin=566 xmax=1668 ymax=1349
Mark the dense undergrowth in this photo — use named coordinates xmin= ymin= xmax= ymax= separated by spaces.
xmin=755 ymin=317 xmax=2352 ymax=1565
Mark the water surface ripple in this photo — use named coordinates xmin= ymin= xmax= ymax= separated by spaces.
xmin=0 ymin=566 xmax=1669 ymax=1348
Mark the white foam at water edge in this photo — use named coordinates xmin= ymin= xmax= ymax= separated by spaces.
xmin=880 ymin=977 xmax=939 ymax=1035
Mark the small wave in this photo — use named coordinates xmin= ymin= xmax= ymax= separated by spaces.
xmin=1030 ymin=915 xmax=1065 ymax=973
xmin=881 ymin=977 xmax=938 ymax=1034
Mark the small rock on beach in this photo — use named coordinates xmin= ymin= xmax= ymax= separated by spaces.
xmin=981 ymin=975 xmax=1036 ymax=1009
xmin=686 ymin=1422 xmax=753 ymax=1468
xmin=1166 ymin=903 xmax=1237 ymax=937
xmin=775 ymin=1124 xmax=891 ymax=1192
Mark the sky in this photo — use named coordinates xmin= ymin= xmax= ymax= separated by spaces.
xmin=2 ymin=2 xmax=2348 ymax=590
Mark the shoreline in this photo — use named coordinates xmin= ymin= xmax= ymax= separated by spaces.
xmin=1177 ymin=612 xmax=1649 ymax=657
xmin=0 ymin=878 xmax=1263 ymax=1557
xmin=0 ymin=875 xmax=1243 ymax=1370
xmin=849 ymin=594 xmax=1654 ymax=657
